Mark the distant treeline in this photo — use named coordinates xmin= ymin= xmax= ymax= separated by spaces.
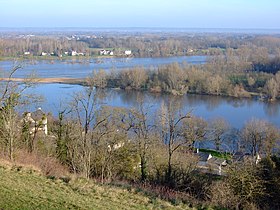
xmin=1 ymin=33 xmax=280 ymax=58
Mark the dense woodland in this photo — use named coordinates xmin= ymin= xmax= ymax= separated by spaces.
xmin=1 ymin=66 xmax=280 ymax=209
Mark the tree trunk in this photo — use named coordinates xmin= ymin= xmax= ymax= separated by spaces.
xmin=9 ymin=132 xmax=14 ymax=161
xmin=167 ymin=150 xmax=172 ymax=185
xmin=140 ymin=155 xmax=147 ymax=181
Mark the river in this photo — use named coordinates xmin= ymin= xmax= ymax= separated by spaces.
xmin=1 ymin=56 xmax=280 ymax=129
xmin=21 ymin=83 xmax=280 ymax=129
xmin=0 ymin=56 xmax=206 ymax=78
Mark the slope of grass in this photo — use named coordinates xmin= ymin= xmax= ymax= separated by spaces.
xmin=0 ymin=163 xmax=193 ymax=210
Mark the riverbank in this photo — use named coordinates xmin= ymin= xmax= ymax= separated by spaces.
xmin=0 ymin=54 xmax=189 ymax=62
xmin=0 ymin=55 xmax=134 ymax=62
xmin=0 ymin=77 xmax=85 ymax=85
xmin=1 ymin=76 xmax=264 ymax=100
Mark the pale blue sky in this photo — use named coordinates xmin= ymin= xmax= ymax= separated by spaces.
xmin=1 ymin=0 xmax=279 ymax=28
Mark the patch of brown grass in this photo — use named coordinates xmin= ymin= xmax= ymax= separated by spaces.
xmin=0 ymin=150 xmax=68 ymax=178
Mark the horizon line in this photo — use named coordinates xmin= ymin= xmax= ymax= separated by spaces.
xmin=0 ymin=26 xmax=280 ymax=30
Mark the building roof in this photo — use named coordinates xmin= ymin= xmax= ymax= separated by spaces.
xmin=31 ymin=108 xmax=45 ymax=121
xmin=197 ymin=152 xmax=211 ymax=162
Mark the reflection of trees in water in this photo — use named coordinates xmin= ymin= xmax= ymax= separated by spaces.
xmin=119 ymin=91 xmax=201 ymax=110
xmin=182 ymin=95 xmax=223 ymax=111
xmin=104 ymin=89 xmax=280 ymax=127
xmin=158 ymin=94 xmax=219 ymax=111
xmin=107 ymin=90 xmax=160 ymax=108
xmin=225 ymin=97 xmax=280 ymax=119
xmin=108 ymin=90 xmax=250 ymax=112
xmin=110 ymin=91 xmax=227 ymax=114
xmin=119 ymin=90 xmax=149 ymax=106
xmin=226 ymin=98 xmax=245 ymax=108
xmin=225 ymin=97 xmax=254 ymax=108
xmin=182 ymin=95 xmax=205 ymax=107
xmin=264 ymin=101 xmax=280 ymax=117
xmin=94 ymin=88 xmax=110 ymax=101
xmin=204 ymin=96 xmax=223 ymax=111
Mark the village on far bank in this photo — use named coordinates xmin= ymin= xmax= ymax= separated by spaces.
xmin=22 ymin=48 xmax=132 ymax=58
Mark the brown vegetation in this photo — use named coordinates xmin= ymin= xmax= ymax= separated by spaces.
xmin=0 ymin=77 xmax=84 ymax=84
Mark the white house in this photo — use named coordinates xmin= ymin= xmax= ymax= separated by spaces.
xmin=41 ymin=52 xmax=48 ymax=56
xmin=71 ymin=51 xmax=85 ymax=56
xmin=196 ymin=151 xmax=227 ymax=176
xmin=107 ymin=142 xmax=125 ymax=152
xmin=99 ymin=49 xmax=114 ymax=56
xmin=71 ymin=51 xmax=78 ymax=56
xmin=23 ymin=108 xmax=48 ymax=135
xmin=187 ymin=49 xmax=194 ymax=53
xmin=124 ymin=50 xmax=132 ymax=56
xmin=24 ymin=51 xmax=31 ymax=55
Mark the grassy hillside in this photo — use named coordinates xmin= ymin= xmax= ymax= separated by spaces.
xmin=0 ymin=162 xmax=192 ymax=210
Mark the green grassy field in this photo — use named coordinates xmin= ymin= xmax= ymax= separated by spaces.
xmin=0 ymin=163 xmax=192 ymax=210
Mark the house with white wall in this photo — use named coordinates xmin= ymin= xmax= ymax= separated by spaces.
xmin=23 ymin=108 xmax=48 ymax=135
xmin=124 ymin=50 xmax=132 ymax=56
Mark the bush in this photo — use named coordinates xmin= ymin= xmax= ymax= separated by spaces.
xmin=14 ymin=150 xmax=68 ymax=177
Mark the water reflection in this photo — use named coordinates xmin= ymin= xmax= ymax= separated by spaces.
xmin=104 ymin=90 xmax=280 ymax=128
xmin=23 ymin=83 xmax=280 ymax=129
xmin=264 ymin=102 xmax=280 ymax=117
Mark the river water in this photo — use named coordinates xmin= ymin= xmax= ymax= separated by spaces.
xmin=0 ymin=56 xmax=206 ymax=78
xmin=21 ymin=83 xmax=280 ymax=129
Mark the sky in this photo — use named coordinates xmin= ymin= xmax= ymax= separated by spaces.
xmin=1 ymin=0 xmax=280 ymax=29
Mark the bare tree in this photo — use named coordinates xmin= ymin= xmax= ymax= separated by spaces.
xmin=0 ymin=64 xmax=36 ymax=160
xmin=210 ymin=118 xmax=229 ymax=151
xmin=0 ymin=93 xmax=19 ymax=160
xmin=158 ymin=63 xmax=188 ymax=94
xmin=158 ymin=99 xmax=191 ymax=185
xmin=265 ymin=71 xmax=280 ymax=101
xmin=182 ymin=116 xmax=208 ymax=150
xmin=126 ymin=97 xmax=155 ymax=181
xmin=88 ymin=69 xmax=108 ymax=88
xmin=91 ymin=106 xmax=130 ymax=182
xmin=119 ymin=67 xmax=148 ymax=90
xmin=0 ymin=65 xmax=21 ymax=105
xmin=241 ymin=119 xmax=279 ymax=157
xmin=263 ymin=123 xmax=280 ymax=156
xmin=206 ymin=75 xmax=224 ymax=95
xmin=70 ymin=84 xmax=109 ymax=179
xmin=265 ymin=77 xmax=278 ymax=101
